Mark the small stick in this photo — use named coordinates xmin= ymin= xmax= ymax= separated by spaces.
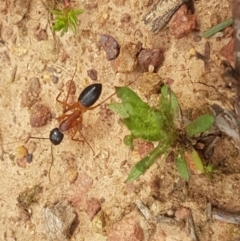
xmin=187 ymin=212 xmax=199 ymax=241
xmin=212 ymin=208 xmax=240 ymax=225
xmin=206 ymin=203 xmax=212 ymax=222
xmin=135 ymin=199 xmax=155 ymax=221
xmin=202 ymin=18 xmax=233 ymax=38
xmin=204 ymin=42 xmax=211 ymax=72
xmin=143 ymin=0 xmax=190 ymax=34
xmin=10 ymin=65 xmax=17 ymax=82
xmin=232 ymin=0 xmax=240 ymax=76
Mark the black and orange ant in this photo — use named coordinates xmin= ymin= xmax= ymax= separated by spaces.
xmin=48 ymin=67 xmax=116 ymax=152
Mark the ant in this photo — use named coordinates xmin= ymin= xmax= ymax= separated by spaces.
xmin=48 ymin=67 xmax=117 ymax=152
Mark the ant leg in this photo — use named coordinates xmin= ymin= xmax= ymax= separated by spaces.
xmin=56 ymin=90 xmax=72 ymax=111
xmin=56 ymin=66 xmax=78 ymax=112
xmin=48 ymin=145 xmax=54 ymax=182
xmin=71 ymin=122 xmax=94 ymax=154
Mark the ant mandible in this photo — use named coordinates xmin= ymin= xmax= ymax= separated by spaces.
xmin=49 ymin=67 xmax=115 ymax=152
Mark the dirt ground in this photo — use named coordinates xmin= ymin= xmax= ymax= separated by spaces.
xmin=1 ymin=0 xmax=240 ymax=241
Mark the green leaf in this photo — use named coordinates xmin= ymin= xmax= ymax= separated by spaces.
xmin=174 ymin=151 xmax=189 ymax=181
xmin=69 ymin=10 xmax=78 ymax=23
xmin=69 ymin=20 xmax=77 ymax=33
xmin=191 ymin=148 xmax=204 ymax=173
xmin=122 ymin=110 xmax=167 ymax=141
xmin=126 ymin=138 xmax=173 ymax=182
xmin=185 ymin=114 xmax=214 ymax=137
xmin=53 ymin=21 xmax=66 ymax=31
xmin=160 ymin=84 xmax=181 ymax=123
xmin=60 ymin=25 xmax=68 ymax=36
xmin=113 ymin=86 xmax=169 ymax=141
xmin=115 ymin=87 xmax=150 ymax=111
xmin=109 ymin=103 xmax=129 ymax=118
xmin=51 ymin=7 xmax=83 ymax=36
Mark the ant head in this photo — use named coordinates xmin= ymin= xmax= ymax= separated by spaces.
xmin=49 ymin=128 xmax=64 ymax=145
xmin=78 ymin=83 xmax=102 ymax=107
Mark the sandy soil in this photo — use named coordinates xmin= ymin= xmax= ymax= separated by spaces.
xmin=1 ymin=0 xmax=240 ymax=241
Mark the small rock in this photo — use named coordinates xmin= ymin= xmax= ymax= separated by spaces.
xmin=92 ymin=211 xmax=105 ymax=233
xmin=16 ymin=145 xmax=28 ymax=168
xmin=11 ymin=45 xmax=28 ymax=57
xmin=51 ymin=75 xmax=59 ymax=84
xmin=169 ymin=5 xmax=197 ymax=39
xmin=30 ymin=104 xmax=52 ymax=127
xmin=17 ymin=185 xmax=42 ymax=210
xmin=66 ymin=167 xmax=78 ymax=184
xmin=220 ymin=38 xmax=234 ymax=62
xmin=175 ymin=207 xmax=191 ymax=220
xmin=120 ymin=13 xmax=131 ymax=23
xmin=86 ymin=197 xmax=101 ymax=220
xmin=69 ymin=172 xmax=93 ymax=207
xmin=46 ymin=66 xmax=57 ymax=73
xmin=137 ymin=48 xmax=164 ymax=72
xmin=29 ymin=77 xmax=41 ymax=97
xmin=223 ymin=26 xmax=234 ymax=38
xmin=107 ymin=215 xmax=144 ymax=241
xmin=113 ymin=42 xmax=142 ymax=73
xmin=26 ymin=153 xmax=33 ymax=163
xmin=98 ymin=10 xmax=110 ymax=26
xmin=137 ymin=72 xmax=163 ymax=98
xmin=193 ymin=34 xmax=202 ymax=42
xmin=20 ymin=77 xmax=41 ymax=108
xmin=137 ymin=140 xmax=154 ymax=159
xmin=35 ymin=29 xmax=48 ymax=41
xmin=87 ymin=69 xmax=98 ymax=80
xmin=100 ymin=34 xmax=120 ymax=60
xmin=16 ymin=145 xmax=28 ymax=159
xmin=16 ymin=157 xmax=27 ymax=168
xmin=44 ymin=201 xmax=77 ymax=241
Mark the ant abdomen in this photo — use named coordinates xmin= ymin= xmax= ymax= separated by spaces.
xmin=78 ymin=83 xmax=102 ymax=107
xmin=50 ymin=128 xmax=64 ymax=145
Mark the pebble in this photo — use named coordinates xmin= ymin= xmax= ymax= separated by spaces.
xmin=30 ymin=104 xmax=52 ymax=127
xmin=87 ymin=69 xmax=98 ymax=80
xmin=100 ymin=34 xmax=120 ymax=60
xmin=113 ymin=42 xmax=142 ymax=73
xmin=137 ymin=48 xmax=164 ymax=72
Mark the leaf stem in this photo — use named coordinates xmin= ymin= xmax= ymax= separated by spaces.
xmin=126 ymin=135 xmax=174 ymax=182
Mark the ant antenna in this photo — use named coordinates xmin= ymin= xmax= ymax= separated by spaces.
xmin=88 ymin=75 xmax=142 ymax=110
xmin=63 ymin=65 xmax=78 ymax=112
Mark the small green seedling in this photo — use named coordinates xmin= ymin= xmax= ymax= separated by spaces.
xmin=51 ymin=6 xmax=83 ymax=36
xmin=109 ymin=85 xmax=214 ymax=182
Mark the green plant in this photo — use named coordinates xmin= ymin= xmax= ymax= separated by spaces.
xmin=51 ymin=1 xmax=83 ymax=36
xmin=109 ymin=84 xmax=214 ymax=182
